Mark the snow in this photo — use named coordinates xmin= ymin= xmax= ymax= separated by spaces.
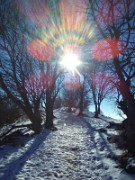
xmin=0 ymin=109 xmax=135 ymax=180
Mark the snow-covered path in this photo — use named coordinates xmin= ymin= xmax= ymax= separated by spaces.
xmin=0 ymin=109 xmax=134 ymax=180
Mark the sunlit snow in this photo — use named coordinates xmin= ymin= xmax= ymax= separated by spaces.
xmin=0 ymin=109 xmax=134 ymax=180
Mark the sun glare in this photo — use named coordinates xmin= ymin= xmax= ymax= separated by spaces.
xmin=60 ymin=52 xmax=81 ymax=73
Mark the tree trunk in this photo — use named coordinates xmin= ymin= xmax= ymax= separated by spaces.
xmin=94 ymin=104 xmax=100 ymax=118
xmin=114 ymin=57 xmax=135 ymax=154
xmin=45 ymin=90 xmax=54 ymax=129
xmin=31 ymin=116 xmax=42 ymax=134
xmin=78 ymin=90 xmax=84 ymax=116
xmin=124 ymin=103 xmax=135 ymax=155
xmin=26 ymin=109 xmax=42 ymax=134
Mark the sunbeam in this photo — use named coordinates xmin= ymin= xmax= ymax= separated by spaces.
xmin=60 ymin=52 xmax=81 ymax=74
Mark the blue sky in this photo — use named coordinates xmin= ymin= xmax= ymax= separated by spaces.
xmin=89 ymin=100 xmax=125 ymax=121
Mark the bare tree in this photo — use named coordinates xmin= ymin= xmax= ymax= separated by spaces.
xmin=0 ymin=0 xmax=65 ymax=132
xmin=62 ymin=73 xmax=80 ymax=112
xmin=88 ymin=63 xmax=115 ymax=117
xmin=89 ymin=0 xmax=135 ymax=153
xmin=43 ymin=63 xmax=62 ymax=129
xmin=77 ymin=74 xmax=90 ymax=116
xmin=0 ymin=2 xmax=44 ymax=133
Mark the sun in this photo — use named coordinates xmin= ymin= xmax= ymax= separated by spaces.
xmin=60 ymin=52 xmax=81 ymax=73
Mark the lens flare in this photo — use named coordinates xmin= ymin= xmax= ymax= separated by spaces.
xmin=17 ymin=0 xmax=93 ymax=66
xmin=97 ymin=0 xmax=128 ymax=25
xmin=92 ymin=38 xmax=124 ymax=61
xmin=25 ymin=73 xmax=54 ymax=93
xmin=60 ymin=52 xmax=80 ymax=71
xmin=27 ymin=39 xmax=54 ymax=61
xmin=64 ymin=73 xmax=81 ymax=90
xmin=59 ymin=0 xmax=87 ymax=32
xmin=91 ymin=71 xmax=116 ymax=93
xmin=60 ymin=44 xmax=81 ymax=74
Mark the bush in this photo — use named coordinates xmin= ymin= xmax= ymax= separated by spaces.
xmin=0 ymin=97 xmax=22 ymax=127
